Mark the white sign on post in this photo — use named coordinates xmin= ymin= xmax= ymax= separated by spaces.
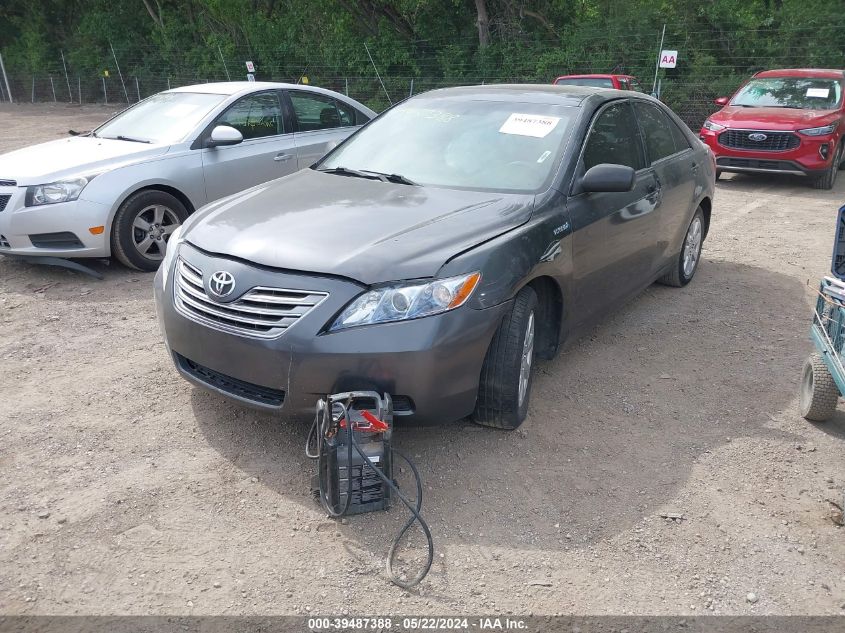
xmin=245 ymin=61 xmax=256 ymax=73
xmin=659 ymin=50 xmax=678 ymax=68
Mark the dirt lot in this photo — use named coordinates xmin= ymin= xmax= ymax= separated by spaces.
xmin=1 ymin=102 xmax=844 ymax=617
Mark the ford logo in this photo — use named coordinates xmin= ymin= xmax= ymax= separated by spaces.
xmin=208 ymin=270 xmax=236 ymax=299
xmin=748 ymin=133 xmax=768 ymax=142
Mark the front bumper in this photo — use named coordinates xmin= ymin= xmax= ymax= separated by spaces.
xmin=154 ymin=243 xmax=509 ymax=425
xmin=0 ymin=187 xmax=111 ymax=258
xmin=699 ymin=128 xmax=836 ymax=177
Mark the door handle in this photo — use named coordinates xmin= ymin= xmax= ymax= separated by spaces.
xmin=274 ymin=153 xmax=292 ymax=162
xmin=691 ymin=161 xmax=699 ymax=171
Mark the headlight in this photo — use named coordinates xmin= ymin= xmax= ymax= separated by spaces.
xmin=330 ymin=272 xmax=482 ymax=331
xmin=798 ymin=122 xmax=838 ymax=136
xmin=25 ymin=177 xmax=91 ymax=207
xmin=160 ymin=225 xmax=183 ymax=292
xmin=702 ymin=119 xmax=726 ymax=132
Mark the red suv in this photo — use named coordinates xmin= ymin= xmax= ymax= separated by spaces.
xmin=553 ymin=74 xmax=643 ymax=91
xmin=700 ymin=69 xmax=845 ymax=189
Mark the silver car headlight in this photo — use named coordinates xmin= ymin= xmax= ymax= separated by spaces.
xmin=702 ymin=119 xmax=726 ymax=132
xmin=25 ymin=177 xmax=92 ymax=207
xmin=160 ymin=225 xmax=183 ymax=292
xmin=798 ymin=122 xmax=838 ymax=136
xmin=330 ymin=272 xmax=482 ymax=331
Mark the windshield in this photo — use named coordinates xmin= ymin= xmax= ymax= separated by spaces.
xmin=318 ymin=97 xmax=576 ymax=193
xmin=731 ymin=77 xmax=843 ymax=110
xmin=555 ymin=78 xmax=614 ymax=88
xmin=95 ymin=92 xmax=227 ymax=144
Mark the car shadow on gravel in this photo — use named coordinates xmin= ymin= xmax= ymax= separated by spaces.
xmin=189 ymin=258 xmax=811 ymax=559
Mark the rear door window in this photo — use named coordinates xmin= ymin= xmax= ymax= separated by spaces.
xmin=289 ymin=91 xmax=362 ymax=131
xmin=582 ymin=101 xmax=644 ymax=171
xmin=632 ymin=102 xmax=678 ymax=163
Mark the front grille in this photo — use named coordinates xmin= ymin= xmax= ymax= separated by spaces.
xmin=175 ymin=353 xmax=285 ymax=407
xmin=0 ymin=235 xmax=9 ymax=248
xmin=0 ymin=179 xmax=16 ymax=187
xmin=174 ymin=258 xmax=329 ymax=339
xmin=29 ymin=231 xmax=84 ymax=249
xmin=718 ymin=130 xmax=800 ymax=152
xmin=0 ymin=195 xmax=10 ymax=212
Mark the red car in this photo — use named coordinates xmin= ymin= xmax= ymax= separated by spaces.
xmin=553 ymin=74 xmax=643 ymax=91
xmin=700 ymin=68 xmax=845 ymax=189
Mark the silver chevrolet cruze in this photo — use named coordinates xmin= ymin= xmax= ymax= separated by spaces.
xmin=0 ymin=82 xmax=375 ymax=271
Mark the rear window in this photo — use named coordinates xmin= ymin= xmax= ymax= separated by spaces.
xmin=555 ymin=77 xmax=614 ymax=88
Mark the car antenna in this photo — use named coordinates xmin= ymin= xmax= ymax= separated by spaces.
xmin=364 ymin=43 xmax=392 ymax=106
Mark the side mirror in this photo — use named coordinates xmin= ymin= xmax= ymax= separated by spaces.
xmin=580 ymin=164 xmax=635 ymax=193
xmin=207 ymin=125 xmax=243 ymax=147
xmin=714 ymin=96 xmax=729 ymax=106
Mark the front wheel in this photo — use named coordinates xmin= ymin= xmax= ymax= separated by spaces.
xmin=657 ymin=207 xmax=704 ymax=287
xmin=813 ymin=145 xmax=841 ymax=190
xmin=472 ymin=286 xmax=538 ymax=430
xmin=111 ymin=190 xmax=188 ymax=272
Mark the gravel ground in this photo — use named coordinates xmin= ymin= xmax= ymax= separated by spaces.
xmin=0 ymin=102 xmax=844 ymax=616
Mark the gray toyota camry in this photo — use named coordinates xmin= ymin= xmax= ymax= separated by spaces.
xmin=154 ymin=84 xmax=715 ymax=429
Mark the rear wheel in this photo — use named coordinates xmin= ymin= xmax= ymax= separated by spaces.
xmin=657 ymin=207 xmax=704 ymax=287
xmin=800 ymin=353 xmax=839 ymax=422
xmin=473 ymin=286 xmax=538 ymax=430
xmin=111 ymin=190 xmax=188 ymax=271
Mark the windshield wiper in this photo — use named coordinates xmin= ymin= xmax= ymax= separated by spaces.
xmin=316 ymin=166 xmax=383 ymax=181
xmin=361 ymin=170 xmax=419 ymax=186
xmin=102 ymin=135 xmax=152 ymax=144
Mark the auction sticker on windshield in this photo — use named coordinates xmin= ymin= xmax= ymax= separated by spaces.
xmin=807 ymin=88 xmax=830 ymax=98
xmin=499 ymin=113 xmax=561 ymax=138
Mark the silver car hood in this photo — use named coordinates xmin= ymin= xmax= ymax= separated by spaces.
xmin=0 ymin=136 xmax=170 ymax=186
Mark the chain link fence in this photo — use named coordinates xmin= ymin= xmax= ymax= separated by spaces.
xmin=0 ymin=71 xmax=730 ymax=131
xmin=2 ymin=23 xmax=843 ymax=131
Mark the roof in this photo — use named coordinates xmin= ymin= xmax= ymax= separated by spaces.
xmin=167 ymin=81 xmax=298 ymax=95
xmin=420 ymin=83 xmax=626 ymax=105
xmin=554 ymin=74 xmax=635 ymax=79
xmin=162 ymin=81 xmax=377 ymax=116
xmin=754 ymin=69 xmax=845 ymax=79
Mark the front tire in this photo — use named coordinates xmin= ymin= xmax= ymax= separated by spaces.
xmin=111 ymin=190 xmax=188 ymax=271
xmin=800 ymin=353 xmax=839 ymax=422
xmin=473 ymin=286 xmax=538 ymax=430
xmin=657 ymin=207 xmax=704 ymax=287
xmin=813 ymin=145 xmax=841 ymax=190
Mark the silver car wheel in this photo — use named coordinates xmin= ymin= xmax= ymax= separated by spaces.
xmin=682 ymin=217 xmax=703 ymax=278
xmin=132 ymin=204 xmax=181 ymax=261
xmin=518 ymin=311 xmax=535 ymax=407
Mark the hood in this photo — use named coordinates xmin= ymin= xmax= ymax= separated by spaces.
xmin=710 ymin=106 xmax=839 ymax=131
xmin=0 ymin=136 xmax=170 ymax=185
xmin=183 ymin=169 xmax=534 ymax=285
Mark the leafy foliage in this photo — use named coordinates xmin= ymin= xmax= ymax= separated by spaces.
xmin=1 ymin=0 xmax=844 ymax=124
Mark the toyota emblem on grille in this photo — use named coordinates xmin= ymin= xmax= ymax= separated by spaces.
xmin=208 ymin=271 xmax=236 ymax=298
xmin=748 ymin=133 xmax=768 ymax=141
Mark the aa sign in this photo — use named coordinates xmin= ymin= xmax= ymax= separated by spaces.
xmin=659 ymin=50 xmax=678 ymax=68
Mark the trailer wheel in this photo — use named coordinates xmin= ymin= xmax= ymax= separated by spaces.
xmin=800 ymin=353 xmax=839 ymax=422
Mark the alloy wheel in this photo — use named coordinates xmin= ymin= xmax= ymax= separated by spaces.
xmin=682 ymin=217 xmax=703 ymax=279
xmin=518 ymin=311 xmax=535 ymax=407
xmin=132 ymin=204 xmax=181 ymax=261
